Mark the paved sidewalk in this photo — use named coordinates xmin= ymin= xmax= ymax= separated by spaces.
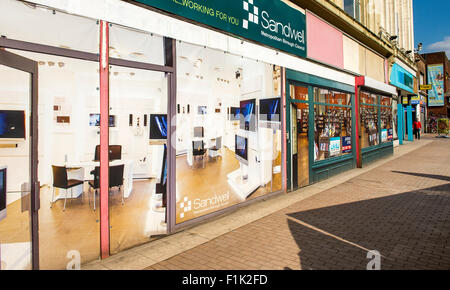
xmin=83 ymin=135 xmax=448 ymax=270
xmin=145 ymin=136 xmax=450 ymax=270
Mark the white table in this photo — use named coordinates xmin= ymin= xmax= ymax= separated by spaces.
xmin=53 ymin=160 xmax=134 ymax=202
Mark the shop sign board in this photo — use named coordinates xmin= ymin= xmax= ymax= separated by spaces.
xmin=341 ymin=136 xmax=352 ymax=153
xmin=420 ymin=84 xmax=432 ymax=91
xmin=411 ymin=95 xmax=420 ymax=105
xmin=427 ymin=64 xmax=445 ymax=107
xmin=134 ymin=0 xmax=307 ymax=58
xmin=329 ymin=137 xmax=341 ymax=156
xmin=381 ymin=129 xmax=388 ymax=142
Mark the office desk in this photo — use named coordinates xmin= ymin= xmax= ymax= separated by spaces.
xmin=55 ymin=160 xmax=134 ymax=201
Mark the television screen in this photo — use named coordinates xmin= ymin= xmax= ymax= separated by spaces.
xmin=150 ymin=114 xmax=168 ymax=139
xmin=193 ymin=127 xmax=204 ymax=138
xmin=230 ymin=107 xmax=240 ymax=121
xmin=0 ymin=110 xmax=25 ymax=139
xmin=240 ymin=99 xmax=256 ymax=131
xmin=89 ymin=114 xmax=116 ymax=127
xmin=235 ymin=135 xmax=248 ymax=163
xmin=198 ymin=106 xmax=207 ymax=115
xmin=259 ymin=98 xmax=280 ymax=122
xmin=0 ymin=167 xmax=6 ymax=221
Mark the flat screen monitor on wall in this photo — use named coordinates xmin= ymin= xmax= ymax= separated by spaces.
xmin=230 ymin=107 xmax=240 ymax=121
xmin=240 ymin=99 xmax=256 ymax=131
xmin=150 ymin=114 xmax=168 ymax=140
xmin=198 ymin=106 xmax=207 ymax=115
xmin=89 ymin=114 xmax=116 ymax=127
xmin=0 ymin=110 xmax=25 ymax=139
xmin=235 ymin=135 xmax=248 ymax=165
xmin=259 ymin=98 xmax=280 ymax=122
xmin=0 ymin=167 xmax=7 ymax=222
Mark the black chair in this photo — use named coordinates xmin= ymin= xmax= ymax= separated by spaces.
xmin=51 ymin=165 xmax=84 ymax=211
xmin=94 ymin=145 xmax=122 ymax=161
xmin=88 ymin=164 xmax=125 ymax=211
xmin=192 ymin=140 xmax=206 ymax=168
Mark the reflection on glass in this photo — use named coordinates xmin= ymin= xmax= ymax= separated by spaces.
xmin=108 ymin=65 xmax=168 ymax=254
xmin=175 ymin=41 xmax=282 ymax=224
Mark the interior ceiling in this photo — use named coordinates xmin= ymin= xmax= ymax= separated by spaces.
xmin=1 ymin=0 xmax=164 ymax=64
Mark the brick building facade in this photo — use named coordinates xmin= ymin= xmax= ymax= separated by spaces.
xmin=421 ymin=52 xmax=450 ymax=132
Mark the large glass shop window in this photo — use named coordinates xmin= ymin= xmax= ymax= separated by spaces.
xmin=108 ymin=24 xmax=167 ymax=255
xmin=360 ymin=93 xmax=379 ymax=148
xmin=380 ymin=96 xmax=393 ymax=143
xmin=0 ymin=0 xmax=101 ymax=270
xmin=360 ymin=92 xmax=393 ymax=148
xmin=313 ymin=89 xmax=352 ymax=162
xmin=175 ymin=42 xmax=282 ymax=224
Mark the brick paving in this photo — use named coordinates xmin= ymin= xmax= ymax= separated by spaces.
xmin=147 ymin=136 xmax=450 ymax=270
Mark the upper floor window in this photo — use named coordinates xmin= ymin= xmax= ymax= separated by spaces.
xmin=344 ymin=0 xmax=361 ymax=22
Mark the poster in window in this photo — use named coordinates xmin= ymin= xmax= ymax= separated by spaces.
xmin=329 ymin=137 xmax=341 ymax=156
xmin=381 ymin=129 xmax=388 ymax=142
xmin=388 ymin=128 xmax=393 ymax=141
xmin=341 ymin=136 xmax=352 ymax=153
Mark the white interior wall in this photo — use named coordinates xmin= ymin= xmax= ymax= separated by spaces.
xmin=27 ymin=0 xmax=355 ymax=87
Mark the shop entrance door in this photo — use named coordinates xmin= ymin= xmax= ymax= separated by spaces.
xmin=0 ymin=50 xmax=39 ymax=270
xmin=288 ymin=84 xmax=310 ymax=191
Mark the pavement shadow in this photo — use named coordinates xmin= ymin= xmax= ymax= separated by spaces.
xmin=391 ymin=171 xmax=450 ymax=182
xmin=286 ymin=182 xmax=450 ymax=270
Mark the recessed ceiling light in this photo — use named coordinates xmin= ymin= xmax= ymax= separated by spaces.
xmin=59 ymin=45 xmax=71 ymax=49
xmin=58 ymin=62 xmax=65 ymax=68
xmin=48 ymin=61 xmax=55 ymax=67
xmin=131 ymin=52 xmax=144 ymax=56
xmin=38 ymin=61 xmax=45 ymax=66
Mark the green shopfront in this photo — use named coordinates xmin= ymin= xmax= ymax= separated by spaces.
xmin=286 ymin=69 xmax=357 ymax=191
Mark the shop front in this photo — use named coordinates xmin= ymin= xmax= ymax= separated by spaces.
xmin=355 ymin=76 xmax=397 ymax=167
xmin=0 ymin=0 xmax=312 ymax=269
xmin=389 ymin=61 xmax=416 ymax=143
xmin=286 ymin=69 xmax=356 ymax=190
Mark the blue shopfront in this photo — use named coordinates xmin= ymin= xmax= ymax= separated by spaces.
xmin=390 ymin=62 xmax=416 ymax=143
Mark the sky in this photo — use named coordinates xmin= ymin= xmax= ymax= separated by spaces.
xmin=413 ymin=0 xmax=450 ymax=57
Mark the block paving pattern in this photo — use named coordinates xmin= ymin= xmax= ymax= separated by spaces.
xmin=147 ymin=137 xmax=450 ymax=270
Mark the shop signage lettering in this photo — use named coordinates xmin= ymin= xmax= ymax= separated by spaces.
xmin=133 ymin=0 xmax=307 ymax=58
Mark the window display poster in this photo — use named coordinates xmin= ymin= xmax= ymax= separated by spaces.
xmin=388 ymin=128 xmax=393 ymax=140
xmin=427 ymin=64 xmax=444 ymax=107
xmin=381 ymin=129 xmax=388 ymax=142
xmin=341 ymin=136 xmax=352 ymax=153
xmin=329 ymin=137 xmax=341 ymax=156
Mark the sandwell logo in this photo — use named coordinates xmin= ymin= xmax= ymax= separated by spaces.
xmin=242 ymin=0 xmax=259 ymax=29
xmin=179 ymin=196 xmax=192 ymax=219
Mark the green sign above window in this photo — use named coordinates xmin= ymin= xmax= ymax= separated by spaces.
xmin=133 ymin=0 xmax=307 ymax=58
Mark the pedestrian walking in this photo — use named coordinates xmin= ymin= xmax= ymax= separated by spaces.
xmin=413 ymin=119 xmax=421 ymax=140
